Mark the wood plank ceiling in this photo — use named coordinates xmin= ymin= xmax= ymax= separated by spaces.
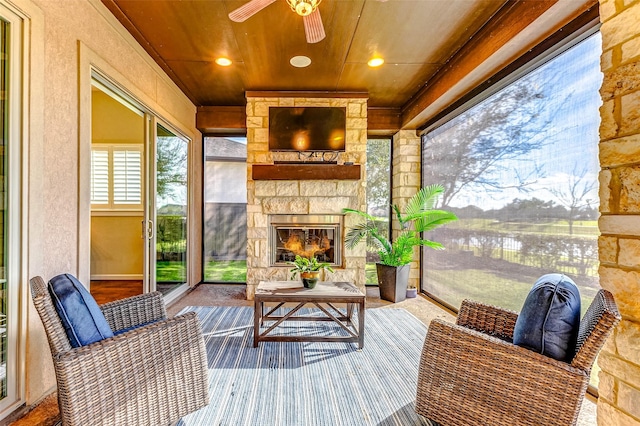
xmin=102 ymin=0 xmax=596 ymax=131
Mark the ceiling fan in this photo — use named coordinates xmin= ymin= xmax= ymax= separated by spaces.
xmin=229 ymin=0 xmax=326 ymax=43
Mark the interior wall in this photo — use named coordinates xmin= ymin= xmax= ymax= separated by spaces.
xmin=16 ymin=0 xmax=199 ymax=408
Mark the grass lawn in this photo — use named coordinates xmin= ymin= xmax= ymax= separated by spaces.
xmin=204 ymin=260 xmax=247 ymax=282
xmin=426 ymin=268 xmax=598 ymax=314
xmin=156 ymin=261 xmax=186 ymax=282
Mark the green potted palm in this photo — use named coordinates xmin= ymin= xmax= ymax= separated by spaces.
xmin=287 ymin=255 xmax=335 ymax=289
xmin=343 ymin=184 xmax=457 ymax=302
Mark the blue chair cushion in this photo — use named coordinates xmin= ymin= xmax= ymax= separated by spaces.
xmin=48 ymin=273 xmax=114 ymax=347
xmin=513 ymin=273 xmax=581 ymax=362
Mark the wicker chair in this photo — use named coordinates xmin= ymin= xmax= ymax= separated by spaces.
xmin=415 ymin=289 xmax=620 ymax=426
xmin=30 ymin=276 xmax=210 ymax=426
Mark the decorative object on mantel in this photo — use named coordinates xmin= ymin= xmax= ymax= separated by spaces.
xmin=287 ymin=255 xmax=335 ymax=288
xmin=343 ymin=184 xmax=457 ymax=302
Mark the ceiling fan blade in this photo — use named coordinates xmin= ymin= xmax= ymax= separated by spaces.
xmin=304 ymin=8 xmax=325 ymax=43
xmin=228 ymin=0 xmax=276 ymax=22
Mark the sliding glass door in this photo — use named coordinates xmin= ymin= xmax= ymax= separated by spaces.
xmin=0 ymin=3 xmax=23 ymax=414
xmin=152 ymin=123 xmax=189 ymax=295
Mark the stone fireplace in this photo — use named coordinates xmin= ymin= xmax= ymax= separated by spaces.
xmin=269 ymin=214 xmax=343 ymax=267
xmin=245 ymin=93 xmax=368 ymax=299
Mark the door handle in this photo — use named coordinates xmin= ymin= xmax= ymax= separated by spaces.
xmin=141 ymin=220 xmax=154 ymax=239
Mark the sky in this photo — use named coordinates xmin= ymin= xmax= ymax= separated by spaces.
xmin=426 ymin=32 xmax=603 ymax=211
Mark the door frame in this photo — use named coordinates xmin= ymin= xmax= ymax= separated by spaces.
xmin=80 ymin=67 xmax=195 ymax=299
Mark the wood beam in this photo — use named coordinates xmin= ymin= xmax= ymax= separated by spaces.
xmin=401 ymin=0 xmax=597 ymax=129
xmin=196 ymin=105 xmax=404 ymax=136
xmin=367 ymin=108 xmax=402 ymax=136
xmin=196 ymin=106 xmax=247 ymax=134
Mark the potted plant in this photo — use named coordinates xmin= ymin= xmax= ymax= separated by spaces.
xmin=343 ymin=184 xmax=457 ymax=302
xmin=287 ymin=255 xmax=335 ymax=289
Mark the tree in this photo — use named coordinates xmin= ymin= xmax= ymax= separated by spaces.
xmin=366 ymin=138 xmax=391 ymax=217
xmin=422 ymin=70 xmax=569 ymax=208
xmin=156 ymin=136 xmax=188 ymax=204
xmin=546 ymin=165 xmax=598 ymax=235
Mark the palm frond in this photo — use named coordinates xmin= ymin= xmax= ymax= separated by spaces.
xmin=405 ymin=184 xmax=444 ymax=217
xmin=342 ymin=208 xmax=379 ymax=222
xmin=344 ymin=222 xmax=378 ymax=249
xmin=410 ymin=210 xmax=458 ymax=233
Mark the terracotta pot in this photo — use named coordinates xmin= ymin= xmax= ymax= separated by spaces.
xmin=300 ymin=271 xmax=320 ymax=289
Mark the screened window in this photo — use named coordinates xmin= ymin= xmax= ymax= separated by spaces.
xmin=422 ymin=32 xmax=602 ymax=313
xmin=366 ymin=138 xmax=391 ymax=284
xmin=90 ymin=145 xmax=142 ymax=209
xmin=203 ymin=136 xmax=247 ymax=283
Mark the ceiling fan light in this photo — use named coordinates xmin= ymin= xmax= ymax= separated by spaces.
xmin=286 ymin=0 xmax=321 ymax=17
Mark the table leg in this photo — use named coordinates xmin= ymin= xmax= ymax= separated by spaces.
xmin=347 ymin=302 xmax=353 ymax=320
xmin=254 ymin=299 xmax=261 ymax=348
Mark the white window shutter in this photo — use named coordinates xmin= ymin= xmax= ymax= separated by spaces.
xmin=90 ymin=149 xmax=109 ymax=204
xmin=113 ymin=149 xmax=142 ymax=204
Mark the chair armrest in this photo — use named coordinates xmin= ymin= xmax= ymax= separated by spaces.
xmin=100 ymin=291 xmax=167 ymax=332
xmin=416 ymin=319 xmax=588 ymax=426
xmin=53 ymin=312 xmax=209 ymax=425
xmin=456 ymin=299 xmax=518 ymax=341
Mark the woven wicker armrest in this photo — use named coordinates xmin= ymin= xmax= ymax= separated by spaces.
xmin=456 ymin=299 xmax=518 ymax=341
xmin=416 ymin=319 xmax=588 ymax=426
xmin=54 ymin=311 xmax=209 ymax=426
xmin=100 ymin=291 xmax=167 ymax=332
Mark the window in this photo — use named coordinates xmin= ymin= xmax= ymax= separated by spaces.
xmin=421 ymin=31 xmax=602 ymax=386
xmin=90 ymin=145 xmax=143 ymax=210
xmin=203 ymin=136 xmax=247 ymax=283
xmin=366 ymin=138 xmax=392 ymax=284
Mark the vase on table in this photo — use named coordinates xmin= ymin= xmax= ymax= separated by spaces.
xmin=300 ymin=271 xmax=320 ymax=289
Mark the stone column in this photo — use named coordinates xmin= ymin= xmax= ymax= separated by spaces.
xmin=392 ymin=130 xmax=422 ymax=290
xmin=597 ymin=1 xmax=640 ymax=424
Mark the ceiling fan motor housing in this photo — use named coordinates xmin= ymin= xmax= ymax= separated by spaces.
xmin=287 ymin=0 xmax=322 ymax=16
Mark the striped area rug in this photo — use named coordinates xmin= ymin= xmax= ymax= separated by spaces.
xmin=177 ymin=306 xmax=436 ymax=426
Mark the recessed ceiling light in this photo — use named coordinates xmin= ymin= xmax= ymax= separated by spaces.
xmin=290 ymin=55 xmax=312 ymax=68
xmin=368 ymin=57 xmax=384 ymax=67
xmin=215 ymin=57 xmax=232 ymax=66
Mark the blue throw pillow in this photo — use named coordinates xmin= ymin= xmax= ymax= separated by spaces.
xmin=513 ymin=273 xmax=581 ymax=362
xmin=48 ymin=273 xmax=114 ymax=347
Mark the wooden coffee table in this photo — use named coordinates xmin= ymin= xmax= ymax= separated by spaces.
xmin=253 ymin=281 xmax=365 ymax=348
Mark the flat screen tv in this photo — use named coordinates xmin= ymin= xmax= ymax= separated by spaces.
xmin=269 ymin=107 xmax=346 ymax=152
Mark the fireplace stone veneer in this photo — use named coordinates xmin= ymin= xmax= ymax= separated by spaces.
xmin=245 ymin=94 xmax=368 ymax=299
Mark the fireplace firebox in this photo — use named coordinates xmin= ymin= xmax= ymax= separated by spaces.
xmin=269 ymin=215 xmax=343 ymax=267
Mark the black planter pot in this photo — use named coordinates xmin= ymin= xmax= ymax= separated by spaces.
xmin=376 ymin=263 xmax=410 ymax=303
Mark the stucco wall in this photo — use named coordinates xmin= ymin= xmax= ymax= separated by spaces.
xmin=17 ymin=0 xmax=199 ymax=407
